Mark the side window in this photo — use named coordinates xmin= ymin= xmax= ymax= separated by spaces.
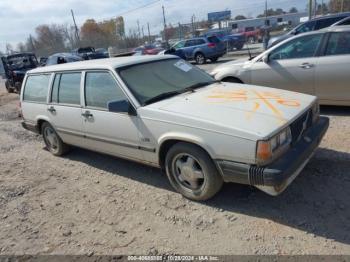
xmin=196 ymin=39 xmax=206 ymax=45
xmin=338 ymin=18 xmax=350 ymax=25
xmin=173 ymin=41 xmax=185 ymax=49
xmin=185 ymin=40 xmax=196 ymax=47
xmin=325 ymin=32 xmax=350 ymax=56
xmin=295 ymin=20 xmax=316 ymax=34
xmin=85 ymin=71 xmax=127 ymax=109
xmin=23 ymin=74 xmax=51 ymax=102
xmin=52 ymin=73 xmax=81 ymax=105
xmin=270 ymin=34 xmax=322 ymax=61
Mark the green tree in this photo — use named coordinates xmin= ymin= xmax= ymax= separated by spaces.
xmin=235 ymin=15 xmax=247 ymax=20
xmin=289 ymin=7 xmax=298 ymax=13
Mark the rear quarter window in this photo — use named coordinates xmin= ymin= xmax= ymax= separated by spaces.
xmin=23 ymin=74 xmax=51 ymax=103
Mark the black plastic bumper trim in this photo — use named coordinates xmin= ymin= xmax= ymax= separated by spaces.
xmin=217 ymin=116 xmax=329 ymax=187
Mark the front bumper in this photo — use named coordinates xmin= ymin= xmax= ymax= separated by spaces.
xmin=216 ymin=116 xmax=329 ymax=195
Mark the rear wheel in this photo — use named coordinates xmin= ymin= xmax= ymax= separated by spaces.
xmin=41 ymin=122 xmax=69 ymax=156
xmin=195 ymin=53 xmax=206 ymax=65
xmin=165 ymin=142 xmax=223 ymax=201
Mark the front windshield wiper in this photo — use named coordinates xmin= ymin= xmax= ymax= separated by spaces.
xmin=184 ymin=80 xmax=218 ymax=91
xmin=143 ymin=90 xmax=183 ymax=106
xmin=143 ymin=81 xmax=218 ymax=106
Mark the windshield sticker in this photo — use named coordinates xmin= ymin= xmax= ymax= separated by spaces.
xmin=174 ymin=60 xmax=192 ymax=72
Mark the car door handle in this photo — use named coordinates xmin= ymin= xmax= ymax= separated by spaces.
xmin=299 ymin=63 xmax=314 ymax=69
xmin=47 ymin=106 xmax=56 ymax=113
xmin=81 ymin=111 xmax=93 ymax=118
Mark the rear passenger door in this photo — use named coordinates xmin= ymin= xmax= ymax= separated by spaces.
xmin=315 ymin=31 xmax=350 ymax=105
xmin=81 ymin=71 xmax=144 ymax=161
xmin=47 ymin=72 xmax=84 ymax=146
xmin=183 ymin=40 xmax=197 ymax=59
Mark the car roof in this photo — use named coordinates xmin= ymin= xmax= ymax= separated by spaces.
xmin=310 ymin=12 xmax=350 ymax=21
xmin=6 ymin=52 xmax=36 ymax=58
xmin=28 ymin=55 xmax=177 ymax=74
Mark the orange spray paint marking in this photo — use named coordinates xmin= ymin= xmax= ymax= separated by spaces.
xmin=252 ymin=90 xmax=285 ymax=121
xmin=277 ymin=99 xmax=300 ymax=107
xmin=245 ymin=102 xmax=260 ymax=120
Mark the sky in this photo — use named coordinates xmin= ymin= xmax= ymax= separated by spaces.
xmin=0 ymin=0 xmax=308 ymax=52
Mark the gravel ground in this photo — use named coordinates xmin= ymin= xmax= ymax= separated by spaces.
xmin=0 ymin=74 xmax=349 ymax=256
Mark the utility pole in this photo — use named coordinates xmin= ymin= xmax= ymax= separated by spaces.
xmin=71 ymin=9 xmax=80 ymax=45
xmin=147 ymin=22 xmax=151 ymax=43
xmin=308 ymin=0 xmax=313 ymax=20
xmin=321 ymin=0 xmax=324 ymax=15
xmin=265 ymin=0 xmax=268 ymax=26
xmin=162 ymin=5 xmax=169 ymax=48
xmin=314 ymin=0 xmax=317 ymax=16
xmin=137 ymin=20 xmax=141 ymax=44
xmin=178 ymin=22 xmax=182 ymax=40
xmin=341 ymin=0 xmax=344 ymax=12
xmin=29 ymin=34 xmax=36 ymax=52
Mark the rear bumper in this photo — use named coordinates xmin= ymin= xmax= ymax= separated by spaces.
xmin=216 ymin=116 xmax=329 ymax=195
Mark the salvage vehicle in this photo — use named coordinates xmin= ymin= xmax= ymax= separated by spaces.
xmin=211 ymin=26 xmax=350 ymax=106
xmin=1 ymin=52 xmax=38 ymax=93
xmin=45 ymin=53 xmax=83 ymax=66
xmin=202 ymin=30 xmax=246 ymax=51
xmin=163 ymin=36 xmax=226 ymax=64
xmin=20 ymin=56 xmax=329 ymax=200
xmin=72 ymin=47 xmax=109 ymax=60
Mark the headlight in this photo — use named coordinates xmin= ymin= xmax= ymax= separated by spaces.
xmin=311 ymin=101 xmax=320 ymax=123
xmin=256 ymin=127 xmax=292 ymax=165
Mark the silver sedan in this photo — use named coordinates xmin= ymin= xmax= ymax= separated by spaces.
xmin=211 ymin=26 xmax=350 ymax=106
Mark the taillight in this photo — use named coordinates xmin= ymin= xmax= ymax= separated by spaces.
xmin=208 ymin=43 xmax=216 ymax=48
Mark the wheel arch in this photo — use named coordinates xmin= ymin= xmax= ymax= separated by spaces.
xmin=221 ymin=76 xmax=244 ymax=84
xmin=157 ymin=134 xmax=215 ymax=169
xmin=35 ymin=116 xmax=51 ymax=134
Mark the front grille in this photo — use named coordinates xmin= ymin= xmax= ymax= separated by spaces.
xmin=249 ymin=166 xmax=265 ymax=185
xmin=290 ymin=109 xmax=313 ymax=144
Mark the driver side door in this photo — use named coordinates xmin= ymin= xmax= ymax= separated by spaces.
xmin=250 ymin=33 xmax=324 ymax=95
xmin=82 ymin=70 xmax=145 ymax=162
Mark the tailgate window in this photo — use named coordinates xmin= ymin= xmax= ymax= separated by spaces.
xmin=207 ymin=36 xmax=221 ymax=43
xmin=23 ymin=74 xmax=51 ymax=103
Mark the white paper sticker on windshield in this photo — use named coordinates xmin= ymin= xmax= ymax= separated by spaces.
xmin=174 ymin=60 xmax=192 ymax=72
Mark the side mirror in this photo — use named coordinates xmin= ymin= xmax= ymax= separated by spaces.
xmin=262 ymin=54 xmax=270 ymax=63
xmin=108 ymin=100 xmax=137 ymax=116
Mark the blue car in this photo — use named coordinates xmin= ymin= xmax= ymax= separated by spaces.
xmin=165 ymin=36 xmax=226 ymax=64
xmin=202 ymin=30 xmax=245 ymax=51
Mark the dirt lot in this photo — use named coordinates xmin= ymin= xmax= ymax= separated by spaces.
xmin=0 ymin=78 xmax=349 ymax=256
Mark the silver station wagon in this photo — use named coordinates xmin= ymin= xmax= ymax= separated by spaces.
xmin=20 ymin=55 xmax=329 ymax=201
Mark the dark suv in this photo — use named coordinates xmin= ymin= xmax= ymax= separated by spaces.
xmin=165 ymin=36 xmax=226 ymax=64
xmin=268 ymin=12 xmax=350 ymax=48
xmin=0 ymin=53 xmax=38 ymax=93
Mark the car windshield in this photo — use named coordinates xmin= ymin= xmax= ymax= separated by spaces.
xmin=118 ymin=58 xmax=216 ymax=105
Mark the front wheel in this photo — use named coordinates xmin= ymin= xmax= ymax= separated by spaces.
xmin=195 ymin=53 xmax=206 ymax=65
xmin=165 ymin=142 xmax=223 ymax=201
xmin=41 ymin=122 xmax=70 ymax=156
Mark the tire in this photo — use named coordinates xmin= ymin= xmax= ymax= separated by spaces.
xmin=210 ymin=57 xmax=219 ymax=63
xmin=41 ymin=122 xmax=69 ymax=156
xmin=5 ymin=80 xmax=14 ymax=93
xmin=195 ymin=52 xmax=206 ymax=65
xmin=165 ymin=142 xmax=223 ymax=201
xmin=248 ymin=36 xmax=255 ymax=44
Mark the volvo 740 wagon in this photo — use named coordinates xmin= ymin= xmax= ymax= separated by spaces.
xmin=20 ymin=55 xmax=329 ymax=200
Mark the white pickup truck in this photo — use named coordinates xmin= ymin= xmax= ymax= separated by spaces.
xmin=20 ymin=55 xmax=329 ymax=201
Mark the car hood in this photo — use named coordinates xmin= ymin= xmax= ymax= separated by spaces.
xmin=211 ymin=57 xmax=252 ymax=74
xmin=145 ymin=83 xmax=316 ymax=140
